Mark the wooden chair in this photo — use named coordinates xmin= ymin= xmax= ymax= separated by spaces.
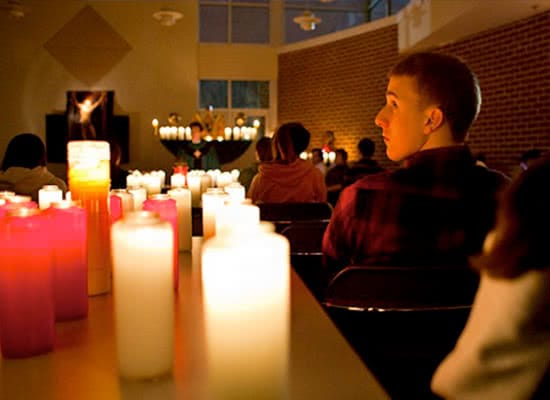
xmin=323 ymin=265 xmax=479 ymax=399
xmin=280 ymin=220 xmax=329 ymax=300
xmin=258 ymin=202 xmax=332 ymax=233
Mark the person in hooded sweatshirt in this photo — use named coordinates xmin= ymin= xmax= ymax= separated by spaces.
xmin=247 ymin=122 xmax=327 ymax=203
xmin=0 ymin=133 xmax=67 ymax=201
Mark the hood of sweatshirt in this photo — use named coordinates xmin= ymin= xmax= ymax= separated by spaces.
xmin=258 ymin=159 xmax=318 ymax=188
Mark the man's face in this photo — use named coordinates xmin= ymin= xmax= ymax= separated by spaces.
xmin=375 ymin=75 xmax=429 ymax=162
xmin=191 ymin=126 xmax=202 ymax=142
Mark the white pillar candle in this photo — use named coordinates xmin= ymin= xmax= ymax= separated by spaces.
xmin=154 ymin=170 xmax=166 ymax=189
xmin=202 ymin=222 xmax=290 ymax=399
xmin=127 ymin=186 xmax=147 ymax=211
xmin=328 ymin=151 xmax=336 ymax=164
xmin=185 ymin=126 xmax=192 ymax=141
xmin=110 ymin=189 xmax=134 ymax=215
xmin=111 ymin=211 xmax=174 ymax=380
xmin=187 ymin=173 xmax=202 ymax=207
xmin=232 ymin=127 xmax=241 ymax=140
xmin=38 ymin=185 xmax=63 ymax=210
xmin=177 ymin=126 xmax=185 ymax=140
xmin=224 ymin=182 xmax=245 ymax=202
xmin=143 ymin=174 xmax=161 ymax=196
xmin=127 ymin=171 xmax=142 ymax=188
xmin=230 ymin=169 xmax=240 ymax=183
xmin=170 ymin=173 xmax=185 ymax=188
xmin=200 ymin=173 xmax=213 ymax=195
xmin=224 ymin=127 xmax=232 ymax=140
xmin=201 ymin=188 xmax=229 ymax=241
xmin=167 ymin=187 xmax=192 ymax=251
xmin=217 ymin=172 xmax=233 ymax=189
xmin=215 ymin=200 xmax=259 ymax=236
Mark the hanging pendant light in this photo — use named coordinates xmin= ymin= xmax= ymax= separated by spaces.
xmin=293 ymin=10 xmax=321 ymax=31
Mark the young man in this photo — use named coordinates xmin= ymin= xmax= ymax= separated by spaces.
xmin=322 ymin=52 xmax=509 ymax=277
xmin=178 ymin=121 xmax=220 ymax=170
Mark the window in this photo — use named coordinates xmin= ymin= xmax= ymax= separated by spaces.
xmin=200 ymin=1 xmax=270 ymax=44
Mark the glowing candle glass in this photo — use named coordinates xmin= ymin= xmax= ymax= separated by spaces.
xmin=45 ymin=201 xmax=88 ymax=321
xmin=143 ymin=195 xmax=179 ymax=291
xmin=67 ymin=140 xmax=111 ymax=296
xmin=111 ymin=211 xmax=174 ymax=380
xmin=167 ymin=187 xmax=192 ymax=251
xmin=0 ymin=208 xmax=55 ymax=358
xmin=202 ymin=222 xmax=290 ymax=399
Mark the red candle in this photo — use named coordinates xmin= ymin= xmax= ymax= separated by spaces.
xmin=44 ymin=201 xmax=88 ymax=321
xmin=109 ymin=193 xmax=123 ymax=224
xmin=143 ymin=195 xmax=179 ymax=291
xmin=0 ymin=208 xmax=55 ymax=358
xmin=0 ymin=195 xmax=37 ymax=218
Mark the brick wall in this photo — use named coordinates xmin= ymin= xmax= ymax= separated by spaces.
xmin=278 ymin=11 xmax=550 ymax=175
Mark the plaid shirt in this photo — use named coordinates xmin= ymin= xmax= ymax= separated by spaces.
xmin=322 ymin=146 xmax=509 ymax=276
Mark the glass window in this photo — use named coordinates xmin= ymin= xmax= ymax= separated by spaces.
xmin=232 ymin=6 xmax=270 ymax=44
xmin=200 ymin=5 xmax=228 ymax=43
xmin=231 ymin=81 xmax=269 ymax=109
xmin=200 ymin=80 xmax=228 ymax=109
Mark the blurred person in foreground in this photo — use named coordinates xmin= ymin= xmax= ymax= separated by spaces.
xmin=432 ymin=156 xmax=550 ymax=399
xmin=322 ymin=52 xmax=509 ymax=277
xmin=248 ymin=122 xmax=327 ymax=203
xmin=0 ymin=133 xmax=67 ymax=201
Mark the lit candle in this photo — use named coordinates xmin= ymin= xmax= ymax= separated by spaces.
xmin=202 ymin=188 xmax=229 ymax=241
xmin=328 ymin=151 xmax=336 ymax=164
xmin=185 ymin=126 xmax=192 ymax=141
xmin=143 ymin=173 xmax=161 ymax=196
xmin=202 ymin=222 xmax=290 ymax=398
xmin=217 ymin=172 xmax=233 ymax=189
xmin=111 ymin=189 xmax=134 ymax=215
xmin=38 ymin=185 xmax=63 ymax=210
xmin=201 ymin=173 xmax=213 ymax=194
xmin=0 ymin=208 xmax=55 ymax=358
xmin=167 ymin=187 xmax=192 ymax=252
xmin=152 ymin=118 xmax=159 ymax=136
xmin=170 ymin=173 xmax=186 ymax=188
xmin=215 ymin=200 xmax=259 ymax=236
xmin=224 ymin=127 xmax=232 ymax=141
xmin=44 ymin=201 xmax=88 ymax=321
xmin=143 ymin=195 xmax=179 ymax=291
xmin=233 ymin=127 xmax=241 ymax=140
xmin=224 ymin=182 xmax=245 ymax=202
xmin=187 ymin=173 xmax=202 ymax=207
xmin=111 ymin=211 xmax=174 ymax=379
xmin=230 ymin=169 xmax=240 ymax=183
xmin=67 ymin=140 xmax=111 ymax=296
xmin=127 ymin=186 xmax=147 ymax=211
xmin=0 ymin=195 xmax=37 ymax=218
xmin=109 ymin=193 xmax=123 ymax=224
xmin=253 ymin=119 xmax=260 ymax=128
xmin=177 ymin=126 xmax=185 ymax=141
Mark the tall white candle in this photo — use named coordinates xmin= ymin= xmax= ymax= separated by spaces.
xmin=170 ymin=173 xmax=185 ymax=188
xmin=110 ymin=189 xmax=134 ymax=215
xmin=215 ymin=201 xmax=259 ymax=236
xmin=224 ymin=182 xmax=245 ymax=202
xmin=187 ymin=173 xmax=202 ymax=207
xmin=167 ymin=188 xmax=192 ymax=251
xmin=38 ymin=185 xmax=63 ymax=210
xmin=111 ymin=211 xmax=174 ymax=380
xmin=127 ymin=186 xmax=147 ymax=211
xmin=217 ymin=172 xmax=233 ymax=189
xmin=202 ymin=222 xmax=290 ymax=399
xmin=201 ymin=188 xmax=229 ymax=240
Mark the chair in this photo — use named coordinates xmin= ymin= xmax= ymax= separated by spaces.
xmin=258 ymin=202 xmax=332 ymax=233
xmin=280 ymin=220 xmax=329 ymax=300
xmin=323 ymin=265 xmax=479 ymax=399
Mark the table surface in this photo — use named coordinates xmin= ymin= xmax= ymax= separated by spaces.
xmin=0 ymin=238 xmax=388 ymax=400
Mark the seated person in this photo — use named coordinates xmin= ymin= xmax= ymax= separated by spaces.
xmin=322 ymin=52 xmax=509 ymax=278
xmin=178 ymin=121 xmax=220 ymax=170
xmin=239 ymin=136 xmax=272 ymax=192
xmin=325 ymin=148 xmax=349 ymax=207
xmin=109 ymin=140 xmax=129 ymax=189
xmin=248 ymin=122 xmax=327 ymax=203
xmin=432 ymin=156 xmax=550 ymax=400
xmin=0 ymin=133 xmax=67 ymax=201
xmin=311 ymin=148 xmax=327 ymax=176
xmin=345 ymin=137 xmax=384 ymax=185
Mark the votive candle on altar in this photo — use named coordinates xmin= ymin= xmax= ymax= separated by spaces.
xmin=202 ymin=222 xmax=290 ymax=399
xmin=201 ymin=188 xmax=229 ymax=241
xmin=0 ymin=208 xmax=55 ymax=358
xmin=224 ymin=127 xmax=232 ymax=141
xmin=187 ymin=173 xmax=202 ymax=207
xmin=185 ymin=126 xmax=192 ymax=141
xmin=67 ymin=140 xmax=111 ymax=296
xmin=177 ymin=126 xmax=185 ymax=141
xmin=167 ymin=187 xmax=192 ymax=252
xmin=111 ymin=211 xmax=174 ymax=379
xmin=233 ymin=127 xmax=241 ymax=140
xmin=38 ymin=185 xmax=62 ymax=210
xmin=170 ymin=173 xmax=185 ymax=188
xmin=127 ymin=185 xmax=147 ymax=211
xmin=143 ymin=195 xmax=179 ymax=291
xmin=224 ymin=182 xmax=246 ymax=202
xmin=217 ymin=172 xmax=233 ymax=189
xmin=45 ymin=201 xmax=88 ymax=321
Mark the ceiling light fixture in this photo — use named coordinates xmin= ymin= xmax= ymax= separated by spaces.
xmin=152 ymin=9 xmax=183 ymax=27
xmin=293 ymin=10 xmax=321 ymax=31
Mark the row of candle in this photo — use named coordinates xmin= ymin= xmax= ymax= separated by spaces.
xmin=153 ymin=120 xmax=259 ymax=142
xmin=299 ymin=149 xmax=337 ymax=164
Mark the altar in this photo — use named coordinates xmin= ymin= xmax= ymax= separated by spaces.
xmin=160 ymin=139 xmax=252 ymax=165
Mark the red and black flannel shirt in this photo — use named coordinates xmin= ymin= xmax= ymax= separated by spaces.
xmin=322 ymin=146 xmax=510 ymax=277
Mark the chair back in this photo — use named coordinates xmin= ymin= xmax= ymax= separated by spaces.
xmin=324 ymin=265 xmax=479 ymax=311
xmin=258 ymin=202 xmax=332 ymax=232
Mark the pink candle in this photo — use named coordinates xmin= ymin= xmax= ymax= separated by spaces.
xmin=143 ymin=195 xmax=178 ymax=291
xmin=44 ymin=201 xmax=88 ymax=321
xmin=110 ymin=193 xmax=123 ymax=224
xmin=0 ymin=208 xmax=55 ymax=358
xmin=0 ymin=195 xmax=37 ymax=218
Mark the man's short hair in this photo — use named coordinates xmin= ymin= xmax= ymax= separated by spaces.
xmin=189 ymin=121 xmax=203 ymax=130
xmin=390 ymin=52 xmax=481 ymax=142
xmin=358 ymin=138 xmax=375 ymax=158
xmin=335 ymin=148 xmax=348 ymax=162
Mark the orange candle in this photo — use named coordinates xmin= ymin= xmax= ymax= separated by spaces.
xmin=67 ymin=141 xmax=111 ymax=296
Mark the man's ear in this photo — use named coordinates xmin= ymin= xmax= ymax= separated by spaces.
xmin=423 ymin=107 xmax=444 ymax=135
